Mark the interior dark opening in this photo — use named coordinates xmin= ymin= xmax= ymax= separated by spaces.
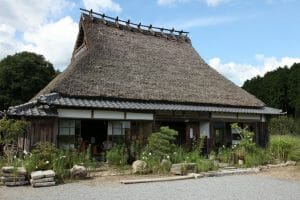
xmin=160 ymin=122 xmax=186 ymax=145
xmin=80 ymin=120 xmax=107 ymax=155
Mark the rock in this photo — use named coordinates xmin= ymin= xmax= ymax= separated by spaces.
xmin=218 ymin=163 xmax=229 ymax=168
xmin=170 ymin=163 xmax=196 ymax=175
xmin=238 ymin=159 xmax=244 ymax=166
xmin=2 ymin=166 xmax=14 ymax=173
xmin=1 ymin=176 xmax=26 ymax=182
xmin=70 ymin=165 xmax=87 ymax=179
xmin=31 ymin=171 xmax=44 ymax=180
xmin=30 ymin=177 xmax=54 ymax=184
xmin=1 ymin=166 xmax=26 ymax=175
xmin=132 ymin=160 xmax=147 ymax=174
xmin=286 ymin=160 xmax=296 ymax=166
xmin=32 ymin=181 xmax=56 ymax=187
xmin=5 ymin=181 xmax=29 ymax=186
xmin=43 ymin=170 xmax=55 ymax=178
xmin=31 ymin=170 xmax=55 ymax=180
xmin=187 ymin=173 xmax=204 ymax=179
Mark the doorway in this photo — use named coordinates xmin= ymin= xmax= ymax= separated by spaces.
xmin=81 ymin=120 xmax=107 ymax=155
xmin=160 ymin=122 xmax=186 ymax=145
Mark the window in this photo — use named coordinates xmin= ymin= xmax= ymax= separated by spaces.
xmin=58 ymin=120 xmax=81 ymax=149
xmin=107 ymin=121 xmax=129 ymax=145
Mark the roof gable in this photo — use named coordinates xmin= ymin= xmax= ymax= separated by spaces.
xmin=36 ymin=12 xmax=265 ymax=108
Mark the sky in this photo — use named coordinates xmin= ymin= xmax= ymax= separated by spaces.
xmin=0 ymin=0 xmax=299 ymax=86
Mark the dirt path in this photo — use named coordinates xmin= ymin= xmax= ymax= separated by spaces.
xmin=257 ymin=166 xmax=300 ymax=181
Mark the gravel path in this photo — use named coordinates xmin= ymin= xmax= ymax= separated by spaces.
xmin=1 ymin=175 xmax=300 ymax=200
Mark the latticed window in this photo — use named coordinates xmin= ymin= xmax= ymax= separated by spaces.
xmin=58 ymin=120 xmax=81 ymax=149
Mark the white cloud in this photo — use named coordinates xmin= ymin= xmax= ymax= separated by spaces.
xmin=157 ymin=0 xmax=229 ymax=6
xmin=157 ymin=0 xmax=190 ymax=6
xmin=0 ymin=0 xmax=78 ymax=70
xmin=0 ymin=24 xmax=22 ymax=58
xmin=205 ymin=0 xmax=229 ymax=7
xmin=21 ymin=17 xmax=78 ymax=71
xmin=82 ymin=0 xmax=122 ymax=13
xmin=0 ymin=0 xmax=75 ymax=32
xmin=209 ymin=55 xmax=300 ymax=86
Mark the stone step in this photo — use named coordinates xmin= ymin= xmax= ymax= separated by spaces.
xmin=32 ymin=181 xmax=56 ymax=187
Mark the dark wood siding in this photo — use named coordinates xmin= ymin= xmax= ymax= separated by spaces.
xmin=18 ymin=118 xmax=58 ymax=151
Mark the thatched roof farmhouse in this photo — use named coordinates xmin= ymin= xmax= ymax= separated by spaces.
xmin=6 ymin=10 xmax=281 ymax=152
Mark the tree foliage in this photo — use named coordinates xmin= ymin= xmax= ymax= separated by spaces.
xmin=0 ymin=118 xmax=29 ymax=145
xmin=146 ymin=126 xmax=178 ymax=159
xmin=268 ymin=116 xmax=300 ymax=135
xmin=0 ymin=51 xmax=59 ymax=110
xmin=242 ymin=63 xmax=300 ymax=118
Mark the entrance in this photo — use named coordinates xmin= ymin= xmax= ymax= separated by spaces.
xmin=81 ymin=120 xmax=107 ymax=155
xmin=160 ymin=122 xmax=186 ymax=145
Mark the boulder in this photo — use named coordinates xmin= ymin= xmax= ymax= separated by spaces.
xmin=43 ymin=170 xmax=55 ymax=178
xmin=238 ymin=159 xmax=244 ymax=166
xmin=132 ymin=160 xmax=147 ymax=174
xmin=170 ymin=163 xmax=197 ymax=175
xmin=31 ymin=171 xmax=44 ymax=180
xmin=286 ymin=160 xmax=296 ymax=166
xmin=70 ymin=165 xmax=87 ymax=179
xmin=2 ymin=166 xmax=14 ymax=173
xmin=31 ymin=170 xmax=55 ymax=180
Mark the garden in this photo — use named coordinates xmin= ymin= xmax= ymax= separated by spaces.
xmin=0 ymin=116 xmax=300 ymax=187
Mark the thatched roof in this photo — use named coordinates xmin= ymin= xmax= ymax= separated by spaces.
xmin=36 ymin=13 xmax=264 ymax=108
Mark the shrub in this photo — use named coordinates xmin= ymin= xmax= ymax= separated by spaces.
xmin=159 ymin=159 xmax=172 ymax=174
xmin=217 ymin=147 xmax=233 ymax=164
xmin=141 ymin=152 xmax=160 ymax=173
xmin=196 ymin=159 xmax=217 ymax=172
xmin=268 ymin=135 xmax=300 ymax=162
xmin=185 ymin=150 xmax=202 ymax=163
xmin=106 ymin=144 xmax=128 ymax=165
xmin=244 ymin=149 xmax=271 ymax=167
xmin=268 ymin=135 xmax=297 ymax=161
xmin=170 ymin=146 xmax=187 ymax=164
xmin=24 ymin=142 xmax=96 ymax=178
xmin=146 ymin=126 xmax=178 ymax=160
xmin=0 ymin=118 xmax=29 ymax=145
xmin=288 ymin=144 xmax=300 ymax=162
xmin=24 ymin=142 xmax=58 ymax=173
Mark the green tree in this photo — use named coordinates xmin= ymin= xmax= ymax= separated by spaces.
xmin=146 ymin=126 xmax=178 ymax=159
xmin=268 ymin=116 xmax=299 ymax=135
xmin=0 ymin=118 xmax=29 ymax=145
xmin=0 ymin=52 xmax=59 ymax=110
xmin=242 ymin=63 xmax=300 ymax=118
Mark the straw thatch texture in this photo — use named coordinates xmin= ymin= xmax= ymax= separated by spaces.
xmin=37 ymin=14 xmax=264 ymax=107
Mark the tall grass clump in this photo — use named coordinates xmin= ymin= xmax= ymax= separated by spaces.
xmin=269 ymin=135 xmax=300 ymax=161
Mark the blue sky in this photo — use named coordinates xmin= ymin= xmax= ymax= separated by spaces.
xmin=0 ymin=0 xmax=299 ymax=86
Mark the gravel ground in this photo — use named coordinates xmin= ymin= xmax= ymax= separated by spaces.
xmin=1 ymin=174 xmax=300 ymax=200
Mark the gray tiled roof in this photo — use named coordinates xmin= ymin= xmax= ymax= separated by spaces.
xmin=7 ymin=93 xmax=283 ymax=117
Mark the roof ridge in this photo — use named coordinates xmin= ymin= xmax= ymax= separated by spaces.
xmin=80 ymin=8 xmax=191 ymax=43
